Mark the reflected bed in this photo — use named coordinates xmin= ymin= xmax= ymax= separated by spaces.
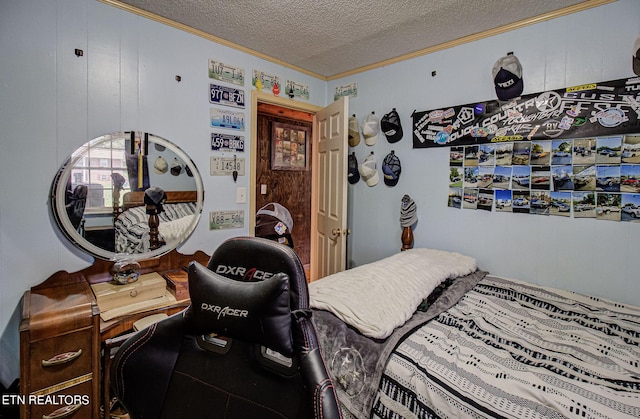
xmin=114 ymin=191 xmax=198 ymax=254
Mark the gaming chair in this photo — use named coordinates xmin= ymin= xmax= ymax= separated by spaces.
xmin=111 ymin=236 xmax=342 ymax=419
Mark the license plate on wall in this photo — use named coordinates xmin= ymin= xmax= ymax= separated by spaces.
xmin=209 ymin=210 xmax=244 ymax=230
xmin=210 ymin=156 xmax=245 ymax=176
xmin=209 ymin=83 xmax=245 ymax=108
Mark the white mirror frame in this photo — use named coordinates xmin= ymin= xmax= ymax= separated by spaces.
xmin=51 ymin=131 xmax=204 ymax=260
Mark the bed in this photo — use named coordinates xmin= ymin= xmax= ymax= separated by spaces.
xmin=309 ymin=248 xmax=640 ymax=419
xmin=114 ymin=190 xmax=198 ymax=254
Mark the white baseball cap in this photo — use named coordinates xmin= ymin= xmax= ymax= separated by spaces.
xmin=361 ymin=112 xmax=380 ymax=146
xmin=358 ymin=153 xmax=379 ymax=186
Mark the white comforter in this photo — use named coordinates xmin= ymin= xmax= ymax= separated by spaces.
xmin=309 ymin=248 xmax=477 ymax=339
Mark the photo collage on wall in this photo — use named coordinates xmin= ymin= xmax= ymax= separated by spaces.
xmin=448 ymin=134 xmax=640 ymax=222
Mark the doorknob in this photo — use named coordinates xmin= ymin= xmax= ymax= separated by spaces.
xmin=331 ymin=228 xmax=341 ymax=237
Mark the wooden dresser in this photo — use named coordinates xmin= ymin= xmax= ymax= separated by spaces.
xmin=19 ymin=249 xmax=209 ymax=419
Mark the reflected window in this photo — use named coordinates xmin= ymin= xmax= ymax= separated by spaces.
xmin=70 ymin=135 xmax=130 ymax=212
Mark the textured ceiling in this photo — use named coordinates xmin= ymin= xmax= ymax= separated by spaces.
xmin=106 ymin=0 xmax=609 ymax=79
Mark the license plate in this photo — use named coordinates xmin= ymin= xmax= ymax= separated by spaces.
xmin=210 ymin=83 xmax=245 ymax=108
xmin=209 ymin=210 xmax=244 ymax=230
xmin=208 ymin=60 xmax=245 ymax=86
xmin=211 ymin=133 xmax=245 ymax=152
xmin=210 ymin=108 xmax=245 ymax=130
xmin=210 ymin=156 xmax=245 ymax=176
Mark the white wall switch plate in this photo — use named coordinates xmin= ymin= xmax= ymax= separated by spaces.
xmin=236 ymin=187 xmax=247 ymax=203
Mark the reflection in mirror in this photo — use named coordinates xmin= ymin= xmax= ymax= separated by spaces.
xmin=51 ymin=131 xmax=203 ymax=260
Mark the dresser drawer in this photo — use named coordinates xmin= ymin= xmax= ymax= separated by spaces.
xmin=28 ymin=378 xmax=93 ymax=419
xmin=29 ymin=328 xmax=93 ymax=391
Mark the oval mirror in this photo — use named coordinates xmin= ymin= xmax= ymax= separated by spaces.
xmin=51 ymin=131 xmax=204 ymax=260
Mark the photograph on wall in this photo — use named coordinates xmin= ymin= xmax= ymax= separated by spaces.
xmin=271 ymin=122 xmax=309 ymax=170
xmin=596 ymin=165 xmax=621 ymax=192
xmin=478 ymin=189 xmax=494 ymax=211
xmin=572 ymin=192 xmax=596 ymax=218
xmin=448 ymin=187 xmax=462 ymax=209
xmin=512 ymin=190 xmax=530 ymax=213
xmin=450 ymin=147 xmax=464 ymax=166
xmin=478 ymin=167 xmax=494 ymax=189
xmin=531 ymin=166 xmax=551 ymax=190
xmin=495 ymin=190 xmax=513 ymax=212
xmin=573 ymin=138 xmax=596 ymax=164
xmin=512 ymin=166 xmax=530 ymax=190
xmin=530 ymin=141 xmax=551 ymax=166
xmin=512 ymin=142 xmax=531 ymax=165
xmin=596 ymin=193 xmax=621 ymax=221
xmin=530 ymin=191 xmax=550 ymax=215
xmin=573 ymin=165 xmax=595 ymax=191
xmin=621 ymin=193 xmax=640 ymax=221
xmin=621 ymin=165 xmax=640 ymax=192
xmin=462 ymin=188 xmax=478 ymax=209
xmin=464 ymin=146 xmax=478 ymax=166
xmin=622 ymin=135 xmax=640 ymax=163
xmin=551 ymin=165 xmax=573 ymax=191
xmin=550 ymin=191 xmax=571 ymax=216
xmin=596 ymin=136 xmax=622 ymax=164
xmin=551 ymin=140 xmax=572 ymax=165
xmin=493 ymin=166 xmax=511 ymax=189
xmin=464 ymin=167 xmax=479 ymax=188
xmin=478 ymin=144 xmax=495 ymax=166
xmin=449 ymin=167 xmax=462 ymax=187
xmin=495 ymin=143 xmax=513 ymax=165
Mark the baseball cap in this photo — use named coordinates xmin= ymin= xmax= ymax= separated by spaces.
xmin=358 ymin=152 xmax=379 ymax=186
xmin=348 ymin=114 xmax=361 ymax=147
xmin=153 ymin=156 xmax=168 ymax=174
xmin=492 ymin=54 xmax=523 ymax=101
xmin=257 ymin=202 xmax=293 ymax=233
xmin=362 ymin=112 xmax=380 ymax=146
xmin=382 ymin=151 xmax=401 ymax=186
xmin=381 ymin=108 xmax=403 ymax=143
xmin=633 ymin=34 xmax=640 ymax=76
xmin=348 ymin=152 xmax=360 ymax=184
xmin=170 ymin=158 xmax=182 ymax=176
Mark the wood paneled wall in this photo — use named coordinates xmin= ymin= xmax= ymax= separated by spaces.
xmin=256 ymin=103 xmax=313 ymax=266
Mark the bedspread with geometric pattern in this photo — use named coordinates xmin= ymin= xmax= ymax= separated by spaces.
xmin=372 ymin=276 xmax=640 ymax=419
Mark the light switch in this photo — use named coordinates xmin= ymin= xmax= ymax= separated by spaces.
xmin=260 ymin=184 xmax=267 ymax=195
xmin=236 ymin=187 xmax=247 ymax=203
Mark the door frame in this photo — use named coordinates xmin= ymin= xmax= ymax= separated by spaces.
xmin=250 ymin=90 xmax=322 ymax=278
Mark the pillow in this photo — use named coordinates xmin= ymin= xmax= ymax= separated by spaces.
xmin=187 ymin=262 xmax=293 ymax=356
xmin=309 ymin=248 xmax=477 ymax=339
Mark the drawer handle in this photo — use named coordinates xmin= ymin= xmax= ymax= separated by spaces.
xmin=41 ymin=349 xmax=82 ymax=367
xmin=130 ymin=289 xmax=138 ymax=297
xmin=42 ymin=403 xmax=82 ymax=419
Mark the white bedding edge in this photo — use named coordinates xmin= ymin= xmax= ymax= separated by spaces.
xmin=309 ymin=248 xmax=477 ymax=339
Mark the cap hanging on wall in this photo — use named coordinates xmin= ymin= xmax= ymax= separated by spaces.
xmin=492 ymin=53 xmax=524 ymax=101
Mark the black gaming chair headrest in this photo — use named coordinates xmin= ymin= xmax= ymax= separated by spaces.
xmin=205 ymin=236 xmax=308 ymax=310
xmin=186 ymin=237 xmax=309 ymax=357
xmin=187 ymin=263 xmax=293 ymax=356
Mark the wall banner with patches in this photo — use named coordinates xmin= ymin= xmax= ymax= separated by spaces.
xmin=413 ymin=76 xmax=640 ymax=148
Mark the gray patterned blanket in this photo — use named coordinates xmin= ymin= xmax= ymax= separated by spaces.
xmin=372 ymin=276 xmax=640 ymax=418
xmin=312 ymin=270 xmax=487 ymax=418
xmin=314 ymin=274 xmax=640 ymax=419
